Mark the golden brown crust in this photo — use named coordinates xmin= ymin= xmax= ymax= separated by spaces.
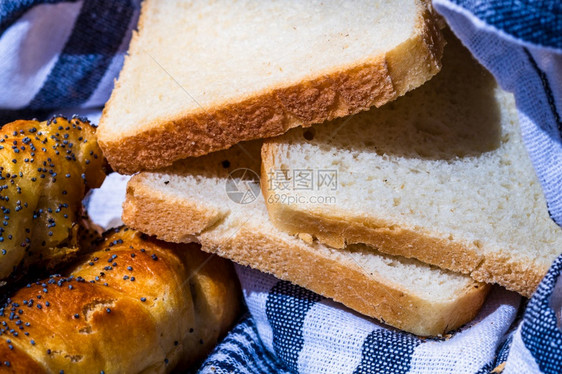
xmin=0 ymin=345 xmax=45 ymax=373
xmin=261 ymin=145 xmax=545 ymax=298
xmin=98 ymin=1 xmax=444 ymax=174
xmin=123 ymin=177 xmax=488 ymax=337
xmin=0 ymin=228 xmax=240 ymax=373
xmin=0 ymin=117 xmax=106 ymax=281
xmin=123 ymin=176 xmax=226 ymax=238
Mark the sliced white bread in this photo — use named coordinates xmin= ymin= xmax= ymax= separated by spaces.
xmin=98 ymin=0 xmax=444 ymax=174
xmin=261 ymin=32 xmax=562 ymax=297
xmin=122 ymin=140 xmax=489 ymax=337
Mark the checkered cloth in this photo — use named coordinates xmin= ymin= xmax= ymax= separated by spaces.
xmin=2 ymin=1 xmax=561 ymax=373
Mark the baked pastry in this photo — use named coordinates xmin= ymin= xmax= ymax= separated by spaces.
xmin=0 ymin=116 xmax=105 ymax=281
xmin=0 ymin=226 xmax=241 ymax=373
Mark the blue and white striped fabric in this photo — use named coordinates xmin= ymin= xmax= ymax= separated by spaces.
xmin=504 ymin=255 xmax=562 ymax=374
xmin=0 ymin=0 xmax=140 ymax=124
xmin=2 ymin=1 xmax=562 ymax=373
xmin=198 ymin=314 xmax=293 ymax=374
xmin=198 ymin=259 xmax=562 ymax=374
xmin=198 ymin=266 xmax=521 ymax=374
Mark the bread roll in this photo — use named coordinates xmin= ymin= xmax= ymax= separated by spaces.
xmin=0 ymin=116 xmax=106 ymax=281
xmin=0 ymin=226 xmax=241 ymax=373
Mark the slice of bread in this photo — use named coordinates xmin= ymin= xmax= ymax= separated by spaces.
xmin=98 ymin=0 xmax=444 ymax=174
xmin=261 ymin=32 xmax=562 ymax=297
xmin=121 ymin=140 xmax=489 ymax=337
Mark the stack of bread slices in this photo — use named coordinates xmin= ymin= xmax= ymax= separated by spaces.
xmin=98 ymin=0 xmax=562 ymax=337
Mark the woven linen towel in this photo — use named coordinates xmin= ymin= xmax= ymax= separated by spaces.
xmin=198 ymin=267 xmax=520 ymax=374
xmin=0 ymin=0 xmax=140 ymax=123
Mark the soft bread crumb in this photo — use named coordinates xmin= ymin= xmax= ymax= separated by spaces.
xmin=262 ymin=32 xmax=562 ymax=296
xmin=99 ymin=0 xmax=444 ymax=173
xmin=122 ymin=137 xmax=489 ymax=336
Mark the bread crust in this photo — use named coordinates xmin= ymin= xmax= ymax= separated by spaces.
xmin=123 ymin=175 xmax=489 ymax=337
xmin=99 ymin=0 xmax=445 ymax=174
xmin=0 ymin=228 xmax=240 ymax=373
xmin=261 ymin=145 xmax=548 ymax=298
